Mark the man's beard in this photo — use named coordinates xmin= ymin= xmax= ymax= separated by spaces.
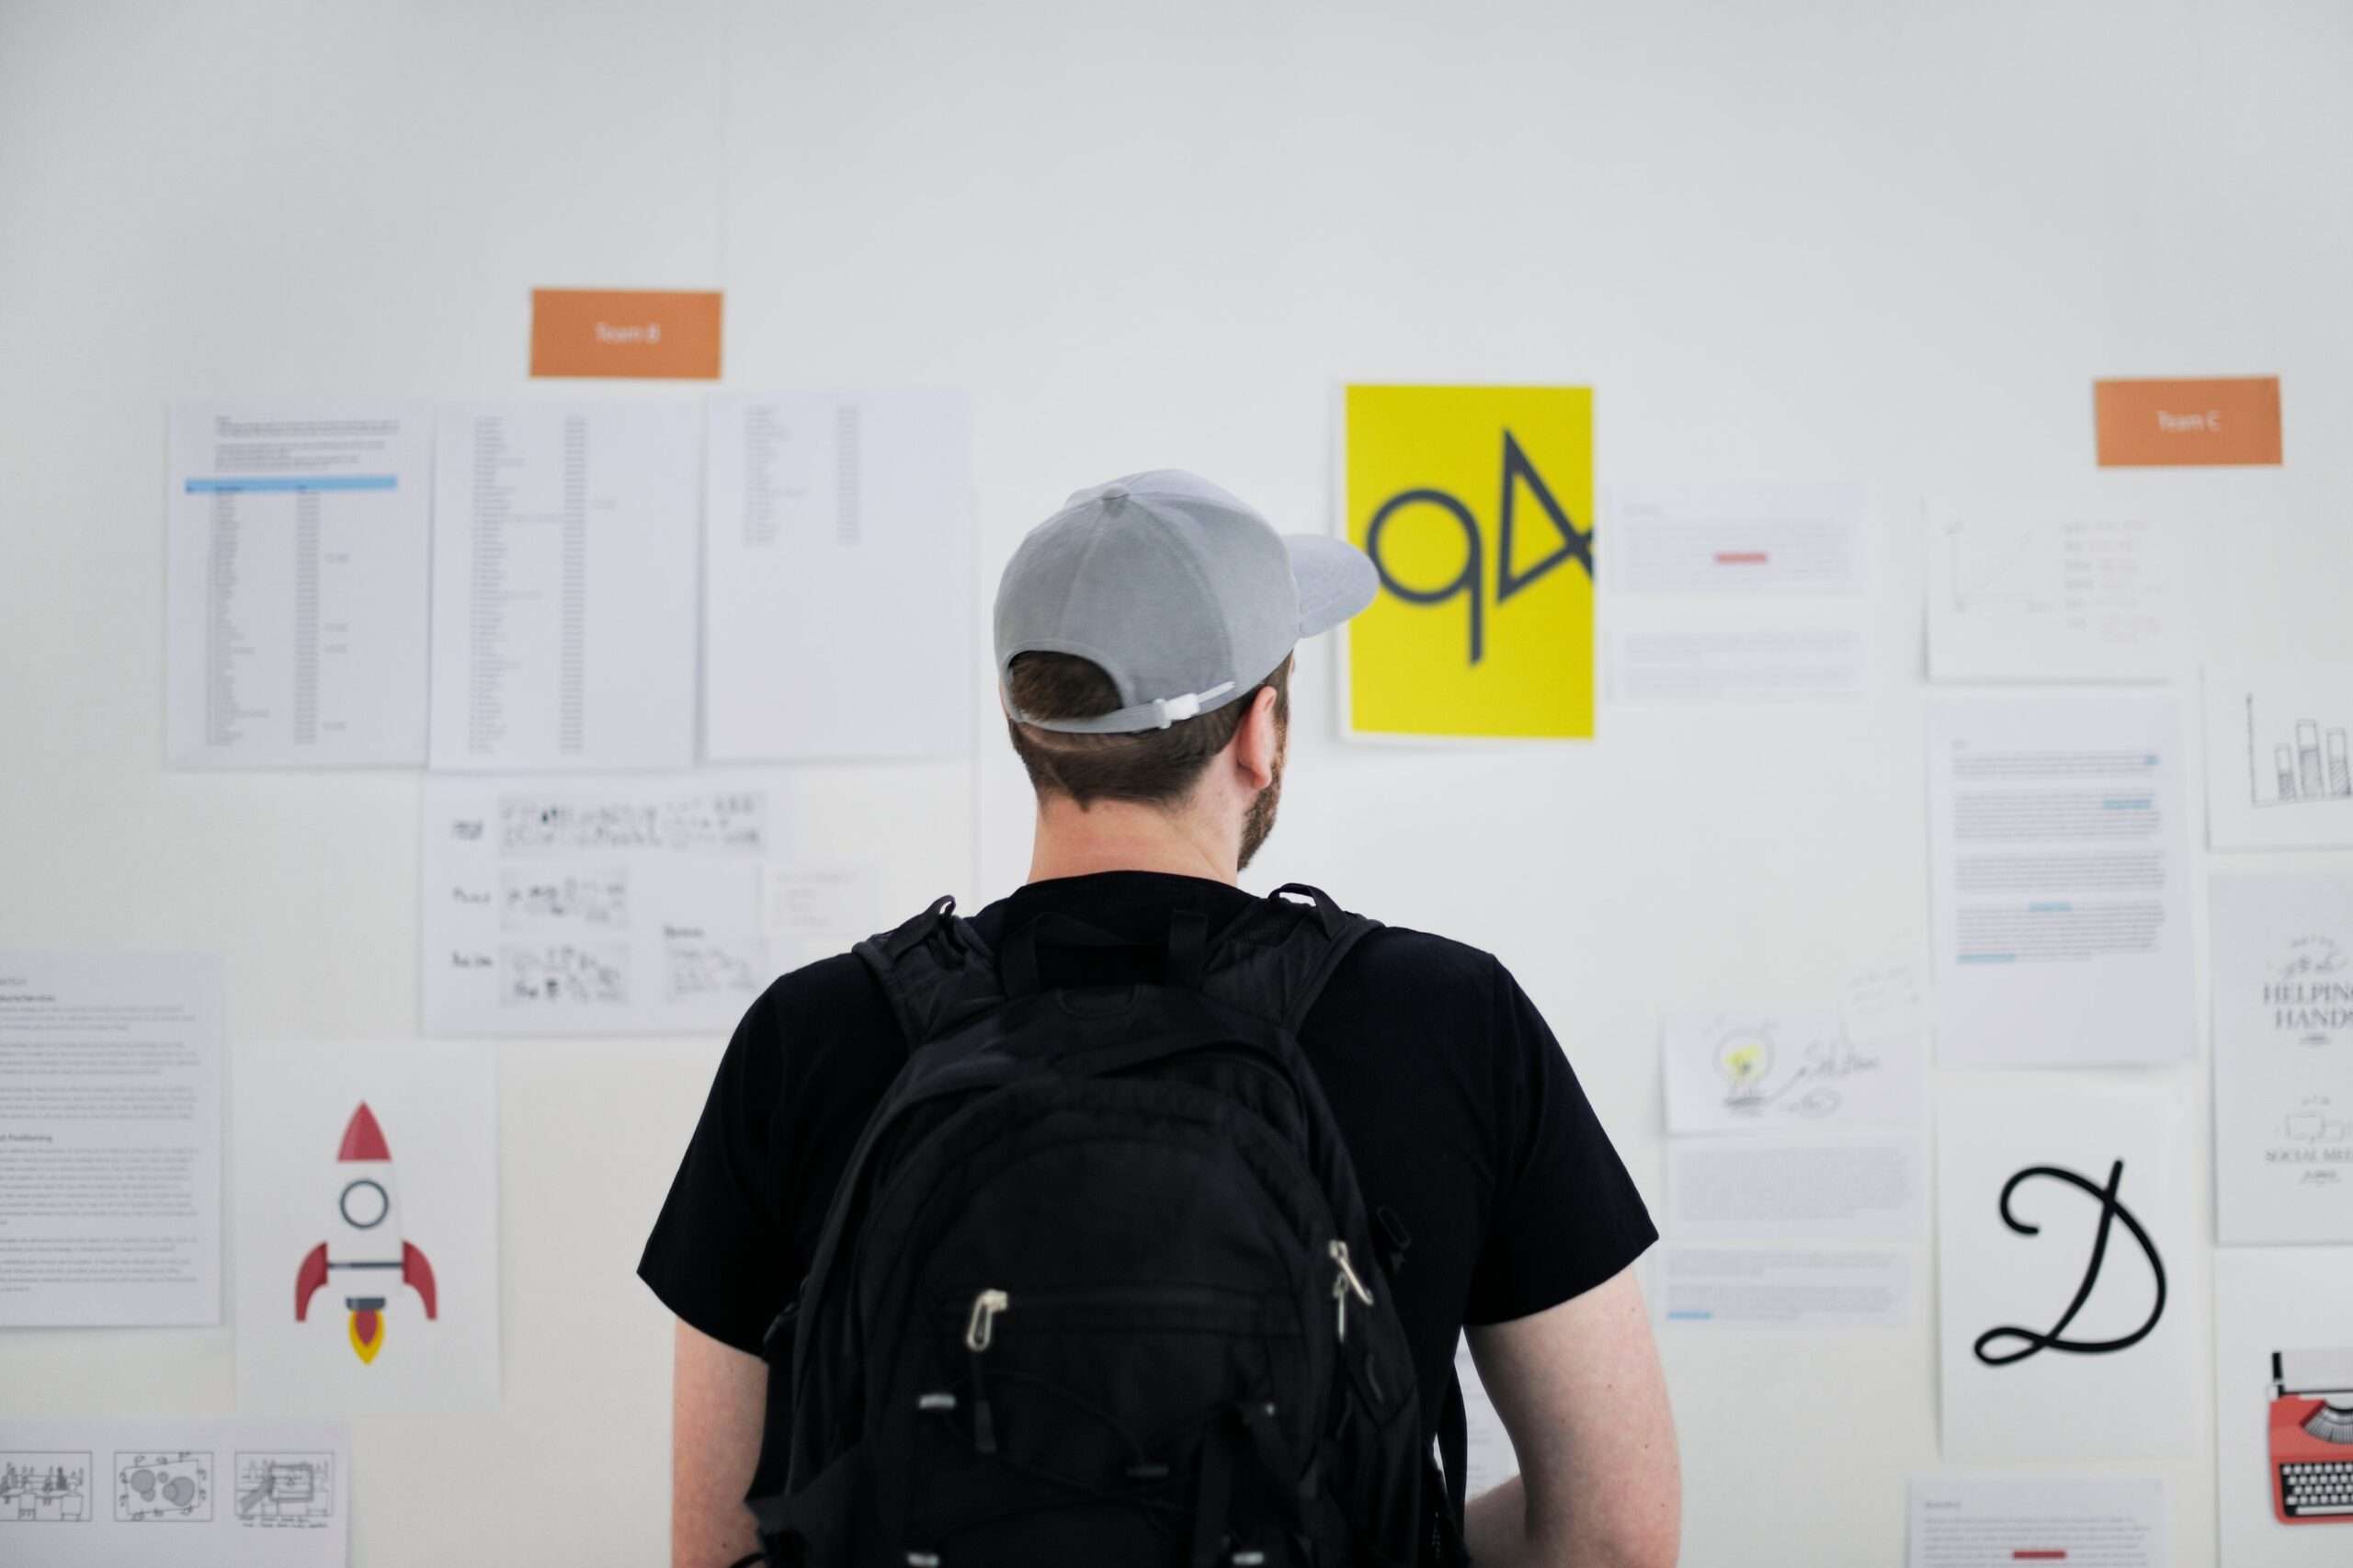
xmin=1237 ymin=743 xmax=1285 ymax=871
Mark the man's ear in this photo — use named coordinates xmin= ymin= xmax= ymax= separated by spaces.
xmin=1230 ymin=685 xmax=1281 ymax=793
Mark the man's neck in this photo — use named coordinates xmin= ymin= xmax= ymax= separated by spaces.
xmin=1026 ymin=797 xmax=1237 ymax=887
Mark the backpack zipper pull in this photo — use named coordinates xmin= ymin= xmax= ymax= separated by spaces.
xmin=964 ymin=1289 xmax=1008 ymax=1454
xmin=1329 ymin=1240 xmax=1374 ymax=1342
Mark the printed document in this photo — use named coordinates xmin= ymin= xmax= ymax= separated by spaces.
xmin=1927 ymin=696 xmax=2194 ymax=1067
xmin=1906 ymin=1474 xmax=2165 ymax=1568
xmin=429 ymin=401 xmax=699 ymax=771
xmin=165 ymin=402 xmax=432 ymax=767
xmin=422 ymin=772 xmax=790 ymax=1036
xmin=0 ymin=952 xmax=221 ymax=1326
xmin=1925 ymin=504 xmax=2188 ymax=683
xmin=0 ymin=1417 xmax=347 ymax=1565
xmin=2210 ymin=874 xmax=2353 ymax=1244
xmin=1665 ymin=1135 xmax=1924 ymax=1243
xmin=1604 ymin=483 xmax=1870 ymax=703
xmin=2206 ymin=665 xmax=2353 ymax=851
xmin=705 ymin=391 xmax=975 ymax=760
xmin=1656 ymin=1245 xmax=1909 ymax=1329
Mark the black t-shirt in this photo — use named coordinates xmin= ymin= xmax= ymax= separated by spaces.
xmin=640 ymin=871 xmax=1655 ymax=1451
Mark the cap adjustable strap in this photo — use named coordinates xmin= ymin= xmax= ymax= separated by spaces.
xmin=1007 ymin=678 xmax=1238 ymax=734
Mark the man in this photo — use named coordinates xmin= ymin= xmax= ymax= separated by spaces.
xmin=642 ymin=471 xmax=1679 ymax=1567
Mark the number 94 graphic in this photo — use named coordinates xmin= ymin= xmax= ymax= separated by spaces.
xmin=1362 ymin=430 xmax=1593 ymax=665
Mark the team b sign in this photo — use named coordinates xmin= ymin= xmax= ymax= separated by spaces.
xmin=1341 ymin=385 xmax=1595 ymax=740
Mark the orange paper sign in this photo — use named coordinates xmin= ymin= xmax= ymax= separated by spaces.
xmin=529 ymin=289 xmax=722 ymax=380
xmin=2094 ymin=376 xmax=2281 ymax=467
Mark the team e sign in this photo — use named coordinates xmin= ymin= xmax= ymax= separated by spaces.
xmin=1341 ymin=384 xmax=1596 ymax=740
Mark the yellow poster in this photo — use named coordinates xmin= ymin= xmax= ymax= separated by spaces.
xmin=1343 ymin=384 xmax=1595 ymax=739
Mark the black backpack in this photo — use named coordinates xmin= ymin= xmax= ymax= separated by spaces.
xmin=745 ymin=884 xmax=1470 ymax=1567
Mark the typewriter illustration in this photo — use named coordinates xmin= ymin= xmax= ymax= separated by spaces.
xmin=2270 ymin=1348 xmax=2353 ymax=1523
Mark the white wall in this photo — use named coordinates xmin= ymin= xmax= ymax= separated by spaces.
xmin=3 ymin=1 xmax=2350 ymax=1562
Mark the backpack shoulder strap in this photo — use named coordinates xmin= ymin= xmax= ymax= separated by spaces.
xmin=1200 ymin=882 xmax=1381 ymax=1030
xmin=852 ymin=895 xmax=1003 ymax=1048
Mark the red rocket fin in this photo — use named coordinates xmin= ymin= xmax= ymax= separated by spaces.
xmin=294 ymin=1242 xmax=329 ymax=1320
xmin=338 ymin=1102 xmax=391 ymax=1162
xmin=403 ymin=1240 xmax=438 ymax=1319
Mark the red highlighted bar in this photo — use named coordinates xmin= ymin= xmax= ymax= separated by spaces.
xmin=1713 ymin=551 xmax=1769 ymax=564
xmin=2013 ymin=1552 xmax=2067 ymax=1562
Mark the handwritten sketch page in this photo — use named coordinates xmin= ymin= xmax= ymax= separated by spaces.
xmin=0 ymin=952 xmax=222 ymax=1326
xmin=421 ymin=772 xmax=791 ymax=1037
xmin=1925 ymin=499 xmax=2188 ymax=683
xmin=1604 ymin=483 xmax=1870 ymax=703
xmin=1937 ymin=1077 xmax=2194 ymax=1461
xmin=428 ymin=400 xmax=699 ymax=772
xmin=233 ymin=1040 xmax=498 ymax=1415
xmin=1906 ymin=1474 xmax=2165 ymax=1568
xmin=166 ymin=402 xmax=434 ymax=767
xmin=1662 ymin=1007 xmax=1926 ymax=1134
xmin=1927 ymin=696 xmax=2195 ymax=1067
xmin=2206 ymin=665 xmax=2353 ymax=851
xmin=2211 ymin=874 xmax=2353 ymax=1244
xmin=0 ymin=1418 xmax=348 ymax=1566
xmin=704 ymin=391 xmax=975 ymax=761
xmin=2214 ymin=1248 xmax=2353 ymax=1562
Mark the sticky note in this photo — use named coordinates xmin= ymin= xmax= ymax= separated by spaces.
xmin=2094 ymin=377 xmax=2280 ymax=467
xmin=529 ymin=289 xmax=722 ymax=380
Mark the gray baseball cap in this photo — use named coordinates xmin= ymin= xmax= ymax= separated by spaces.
xmin=995 ymin=470 xmax=1378 ymax=733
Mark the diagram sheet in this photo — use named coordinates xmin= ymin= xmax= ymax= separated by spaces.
xmin=421 ymin=772 xmax=790 ymax=1036
xmin=0 ymin=952 xmax=222 ymax=1326
xmin=166 ymin=402 xmax=433 ymax=767
xmin=2211 ymin=874 xmax=2353 ymax=1244
xmin=0 ymin=1418 xmax=348 ymax=1566
xmin=1927 ymin=696 xmax=2194 ymax=1067
xmin=1925 ymin=502 xmax=2187 ymax=683
xmin=2214 ymin=1247 xmax=2353 ymax=1560
xmin=1937 ymin=1077 xmax=2194 ymax=1461
xmin=428 ymin=400 xmax=699 ymax=771
xmin=2206 ymin=665 xmax=2353 ymax=851
xmin=1604 ymin=483 xmax=1869 ymax=703
xmin=705 ymin=391 xmax=975 ymax=760
xmin=234 ymin=1039 xmax=498 ymax=1415
xmin=1662 ymin=1006 xmax=1925 ymax=1134
xmin=1905 ymin=1474 xmax=2165 ymax=1568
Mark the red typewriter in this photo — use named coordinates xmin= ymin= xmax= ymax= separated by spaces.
xmin=2270 ymin=1348 xmax=2353 ymax=1524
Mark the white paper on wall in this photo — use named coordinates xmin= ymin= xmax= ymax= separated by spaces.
xmin=428 ymin=400 xmax=700 ymax=772
xmin=1662 ymin=1007 xmax=1925 ymax=1134
xmin=1924 ymin=502 xmax=2188 ymax=684
xmin=2211 ymin=874 xmax=2353 ymax=1244
xmin=1927 ymin=695 xmax=2195 ymax=1067
xmin=2206 ymin=665 xmax=2353 ymax=851
xmin=1936 ymin=1077 xmax=2194 ymax=1461
xmin=1656 ymin=1245 xmax=1910 ymax=1329
xmin=165 ymin=402 xmax=435 ymax=767
xmin=1603 ymin=483 xmax=1871 ymax=704
xmin=2214 ymin=1247 xmax=2353 ymax=1559
xmin=0 ymin=1417 xmax=349 ymax=1566
xmin=233 ymin=1039 xmax=498 ymax=1415
xmin=1905 ymin=1473 xmax=2165 ymax=1568
xmin=1666 ymin=1135 xmax=1925 ymax=1243
xmin=421 ymin=772 xmax=790 ymax=1037
xmin=704 ymin=391 xmax=975 ymax=761
xmin=0 ymin=951 xmax=222 ymax=1327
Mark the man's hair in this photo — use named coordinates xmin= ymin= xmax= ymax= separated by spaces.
xmin=1005 ymin=653 xmax=1293 ymax=809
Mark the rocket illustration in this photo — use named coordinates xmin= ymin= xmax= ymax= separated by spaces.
xmin=293 ymin=1103 xmax=437 ymax=1364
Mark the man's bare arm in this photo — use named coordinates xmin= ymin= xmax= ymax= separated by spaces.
xmin=673 ymin=1318 xmax=767 ymax=1568
xmin=1461 ymin=1265 xmax=1680 ymax=1568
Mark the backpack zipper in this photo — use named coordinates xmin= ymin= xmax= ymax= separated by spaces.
xmin=1329 ymin=1239 xmax=1374 ymax=1343
xmin=962 ymin=1289 xmax=1009 ymax=1454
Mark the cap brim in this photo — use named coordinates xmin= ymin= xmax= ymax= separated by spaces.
xmin=1285 ymin=535 xmax=1378 ymax=638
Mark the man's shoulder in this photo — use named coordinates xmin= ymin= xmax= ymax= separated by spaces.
xmin=734 ymin=948 xmax=902 ymax=1053
xmin=1325 ymin=913 xmax=1508 ymax=1012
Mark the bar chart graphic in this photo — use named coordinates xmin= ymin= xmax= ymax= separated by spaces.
xmin=2247 ymin=696 xmax=2353 ymax=808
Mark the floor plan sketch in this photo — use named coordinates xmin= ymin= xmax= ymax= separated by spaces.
xmin=1 ymin=1451 xmax=90 ymax=1521
xmin=114 ymin=1450 xmax=210 ymax=1522
xmin=234 ymin=1451 xmax=334 ymax=1528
